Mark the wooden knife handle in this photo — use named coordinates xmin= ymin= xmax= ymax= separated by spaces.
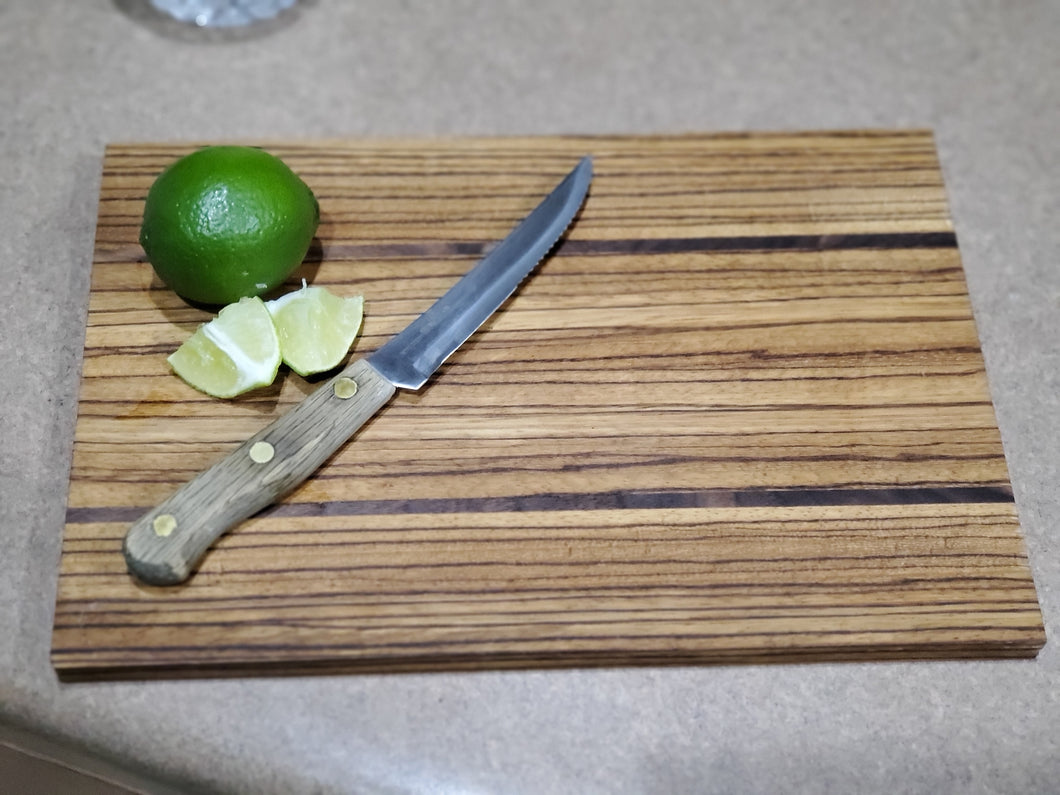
xmin=122 ymin=358 xmax=397 ymax=586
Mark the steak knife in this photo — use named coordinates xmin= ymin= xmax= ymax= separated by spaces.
xmin=123 ymin=156 xmax=593 ymax=586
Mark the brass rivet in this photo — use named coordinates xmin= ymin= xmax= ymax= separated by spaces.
xmin=249 ymin=441 xmax=275 ymax=464
xmin=153 ymin=514 xmax=177 ymax=538
xmin=334 ymin=377 xmax=358 ymax=399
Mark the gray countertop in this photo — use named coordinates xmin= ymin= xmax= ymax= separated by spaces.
xmin=3 ymin=1 xmax=1058 ymax=792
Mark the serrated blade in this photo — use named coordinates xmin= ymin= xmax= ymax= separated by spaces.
xmin=367 ymin=156 xmax=593 ymax=390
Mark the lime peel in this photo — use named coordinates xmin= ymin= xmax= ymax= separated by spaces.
xmin=140 ymin=145 xmax=320 ymax=306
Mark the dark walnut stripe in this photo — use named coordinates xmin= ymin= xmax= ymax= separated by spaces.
xmin=562 ymin=231 xmax=958 ymax=255
xmin=317 ymin=231 xmax=959 ymax=263
xmin=65 ymin=484 xmax=1015 ymax=525
xmin=267 ymin=484 xmax=1017 ymax=514
xmin=88 ymin=232 xmax=957 ymax=267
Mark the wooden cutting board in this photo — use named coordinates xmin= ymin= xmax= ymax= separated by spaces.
xmin=52 ymin=131 xmax=1045 ymax=679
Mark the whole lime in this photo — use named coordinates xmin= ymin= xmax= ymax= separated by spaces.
xmin=140 ymin=146 xmax=320 ymax=305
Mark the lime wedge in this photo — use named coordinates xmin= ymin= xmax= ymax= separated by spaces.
xmin=167 ymin=296 xmax=281 ymax=398
xmin=266 ymin=285 xmax=364 ymax=376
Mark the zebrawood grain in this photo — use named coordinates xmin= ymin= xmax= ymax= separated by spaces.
xmin=52 ymin=131 xmax=1044 ymax=679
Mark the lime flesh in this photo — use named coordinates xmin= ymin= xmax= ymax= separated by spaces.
xmin=266 ymin=286 xmax=364 ymax=376
xmin=167 ymin=297 xmax=281 ymax=398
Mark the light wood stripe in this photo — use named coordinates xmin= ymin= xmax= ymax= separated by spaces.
xmin=52 ymin=132 xmax=1043 ymax=679
xmin=53 ymin=505 xmax=1040 ymax=676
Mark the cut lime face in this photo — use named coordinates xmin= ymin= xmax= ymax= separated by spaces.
xmin=266 ymin=285 xmax=364 ymax=377
xmin=167 ymin=296 xmax=281 ymax=398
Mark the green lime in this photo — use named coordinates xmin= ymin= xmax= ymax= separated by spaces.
xmin=140 ymin=146 xmax=319 ymax=305
xmin=266 ymin=284 xmax=364 ymax=376
xmin=167 ymin=297 xmax=281 ymax=398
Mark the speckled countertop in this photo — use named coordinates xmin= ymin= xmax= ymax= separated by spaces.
xmin=2 ymin=1 xmax=1058 ymax=792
